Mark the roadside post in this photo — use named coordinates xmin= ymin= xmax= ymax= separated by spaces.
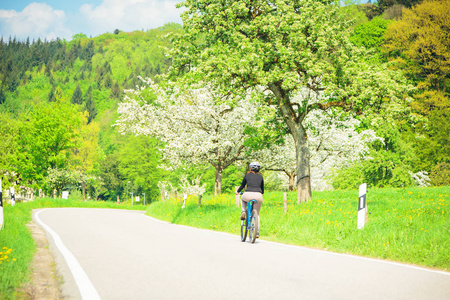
xmin=127 ymin=181 xmax=130 ymax=203
xmin=182 ymin=194 xmax=187 ymax=209
xmin=283 ymin=192 xmax=287 ymax=214
xmin=235 ymin=186 xmax=240 ymax=207
xmin=357 ymin=183 xmax=367 ymax=229
xmin=10 ymin=186 xmax=15 ymax=206
xmin=131 ymin=192 xmax=134 ymax=205
xmin=0 ymin=179 xmax=3 ymax=230
xmin=143 ymin=193 xmax=145 ymax=206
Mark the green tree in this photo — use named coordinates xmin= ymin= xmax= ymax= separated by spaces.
xmin=72 ymin=33 xmax=88 ymax=40
xmin=384 ymin=0 xmax=450 ymax=94
xmin=383 ymin=0 xmax=450 ymax=173
xmin=339 ymin=2 xmax=368 ymax=27
xmin=430 ymin=163 xmax=450 ymax=186
xmin=117 ymin=135 xmax=164 ymax=202
xmin=48 ymin=86 xmax=56 ymax=102
xmin=0 ymin=87 xmax=5 ymax=105
xmin=412 ymin=107 xmax=450 ymax=171
xmin=103 ymin=74 xmax=113 ymax=89
xmin=98 ymin=153 xmax=123 ymax=200
xmin=71 ymin=84 xmax=83 ymax=105
xmin=169 ymin=0 xmax=409 ymax=202
xmin=350 ymin=17 xmax=391 ymax=50
xmin=84 ymin=86 xmax=97 ymax=123
xmin=71 ymin=119 xmax=100 ymax=199
xmin=20 ymin=99 xmax=84 ymax=183
xmin=0 ymin=112 xmax=23 ymax=186
xmin=111 ymin=81 xmax=121 ymax=100
xmin=43 ymin=168 xmax=78 ymax=196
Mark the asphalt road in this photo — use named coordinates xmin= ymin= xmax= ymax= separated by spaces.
xmin=33 ymin=208 xmax=450 ymax=300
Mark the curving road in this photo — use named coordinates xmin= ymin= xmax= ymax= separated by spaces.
xmin=33 ymin=208 xmax=450 ymax=300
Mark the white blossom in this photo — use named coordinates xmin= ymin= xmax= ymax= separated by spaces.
xmin=255 ymin=109 xmax=383 ymax=191
xmin=179 ymin=175 xmax=206 ymax=196
xmin=116 ymin=79 xmax=260 ymax=194
xmin=409 ymin=171 xmax=431 ymax=187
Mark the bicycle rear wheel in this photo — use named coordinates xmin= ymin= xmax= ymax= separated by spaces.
xmin=249 ymin=209 xmax=259 ymax=244
xmin=240 ymin=218 xmax=247 ymax=242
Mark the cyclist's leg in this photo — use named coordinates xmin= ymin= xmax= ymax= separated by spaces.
xmin=254 ymin=199 xmax=262 ymax=235
xmin=243 ymin=192 xmax=263 ymax=236
xmin=240 ymin=194 xmax=248 ymax=220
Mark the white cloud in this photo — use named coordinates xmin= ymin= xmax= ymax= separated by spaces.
xmin=79 ymin=0 xmax=182 ymax=35
xmin=0 ymin=1 xmax=182 ymax=41
xmin=0 ymin=3 xmax=73 ymax=40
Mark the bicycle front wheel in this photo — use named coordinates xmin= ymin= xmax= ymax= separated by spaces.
xmin=240 ymin=218 xmax=248 ymax=242
xmin=249 ymin=209 xmax=259 ymax=244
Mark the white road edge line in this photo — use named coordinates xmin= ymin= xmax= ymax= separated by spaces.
xmin=35 ymin=209 xmax=101 ymax=300
xmin=142 ymin=213 xmax=450 ymax=276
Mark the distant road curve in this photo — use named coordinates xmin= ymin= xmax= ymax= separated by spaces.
xmin=34 ymin=208 xmax=450 ymax=300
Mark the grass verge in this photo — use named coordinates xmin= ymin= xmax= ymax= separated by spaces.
xmin=147 ymin=186 xmax=450 ymax=271
xmin=0 ymin=198 xmax=145 ymax=300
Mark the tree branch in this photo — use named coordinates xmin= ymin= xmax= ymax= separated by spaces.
xmin=307 ymin=99 xmax=348 ymax=111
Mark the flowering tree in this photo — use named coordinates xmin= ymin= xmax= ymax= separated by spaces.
xmin=115 ymin=79 xmax=259 ymax=195
xmin=43 ymin=168 xmax=81 ymax=197
xmin=169 ymin=0 xmax=410 ymax=202
xmin=256 ymin=109 xmax=382 ymax=193
xmin=179 ymin=175 xmax=206 ymax=196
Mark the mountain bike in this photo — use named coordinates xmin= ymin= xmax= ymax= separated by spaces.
xmin=240 ymin=199 xmax=259 ymax=244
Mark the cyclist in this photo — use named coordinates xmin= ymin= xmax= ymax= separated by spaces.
xmin=236 ymin=162 xmax=264 ymax=237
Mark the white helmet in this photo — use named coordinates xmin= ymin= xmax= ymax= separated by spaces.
xmin=249 ymin=162 xmax=261 ymax=172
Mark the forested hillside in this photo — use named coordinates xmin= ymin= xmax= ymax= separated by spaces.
xmin=0 ymin=0 xmax=448 ymax=202
xmin=0 ymin=23 xmax=184 ymax=201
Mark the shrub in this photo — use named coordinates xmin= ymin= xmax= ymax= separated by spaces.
xmin=430 ymin=163 xmax=450 ymax=186
xmin=330 ymin=163 xmax=365 ymax=190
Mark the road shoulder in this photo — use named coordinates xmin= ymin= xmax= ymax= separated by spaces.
xmin=21 ymin=220 xmax=62 ymax=299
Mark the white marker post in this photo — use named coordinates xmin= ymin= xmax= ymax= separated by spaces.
xmin=10 ymin=186 xmax=15 ymax=207
xmin=181 ymin=194 xmax=187 ymax=209
xmin=357 ymin=183 xmax=367 ymax=229
xmin=0 ymin=179 xmax=3 ymax=230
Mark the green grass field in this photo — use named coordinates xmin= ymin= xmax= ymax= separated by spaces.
xmin=0 ymin=198 xmax=145 ymax=300
xmin=147 ymin=186 xmax=450 ymax=271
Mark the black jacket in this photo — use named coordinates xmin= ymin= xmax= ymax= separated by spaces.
xmin=237 ymin=172 xmax=264 ymax=194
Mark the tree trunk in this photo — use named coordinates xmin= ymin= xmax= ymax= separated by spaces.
xmin=294 ymin=126 xmax=312 ymax=203
xmin=214 ymin=168 xmax=222 ymax=195
xmin=269 ymin=82 xmax=312 ymax=203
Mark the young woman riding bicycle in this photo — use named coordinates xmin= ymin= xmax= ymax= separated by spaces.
xmin=236 ymin=162 xmax=264 ymax=238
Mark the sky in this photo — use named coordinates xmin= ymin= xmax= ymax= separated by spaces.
xmin=0 ymin=0 xmax=183 ymax=41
